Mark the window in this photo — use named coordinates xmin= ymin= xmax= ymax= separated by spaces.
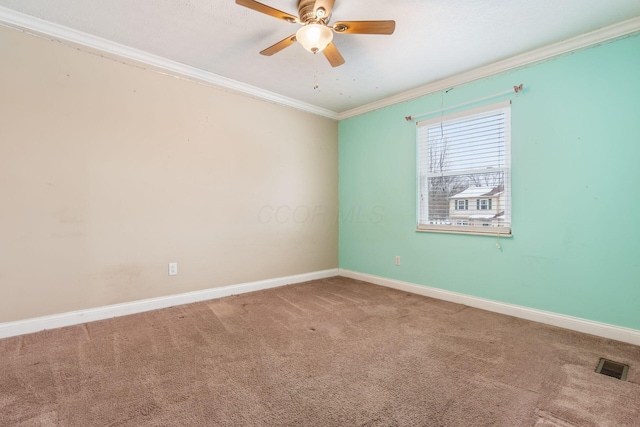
xmin=477 ymin=199 xmax=492 ymax=210
xmin=455 ymin=200 xmax=468 ymax=210
xmin=417 ymin=101 xmax=511 ymax=235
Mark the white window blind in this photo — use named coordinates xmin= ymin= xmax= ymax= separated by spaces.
xmin=416 ymin=101 xmax=511 ymax=235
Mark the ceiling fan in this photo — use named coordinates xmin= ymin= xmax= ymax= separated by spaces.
xmin=236 ymin=0 xmax=395 ymax=67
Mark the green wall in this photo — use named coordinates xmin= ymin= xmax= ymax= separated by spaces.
xmin=338 ymin=34 xmax=640 ymax=330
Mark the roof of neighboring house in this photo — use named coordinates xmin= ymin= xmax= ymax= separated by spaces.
xmin=454 ymin=211 xmax=506 ymax=220
xmin=449 ymin=186 xmax=503 ymax=199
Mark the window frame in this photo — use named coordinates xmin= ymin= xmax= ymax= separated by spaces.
xmin=415 ymin=101 xmax=512 ymax=236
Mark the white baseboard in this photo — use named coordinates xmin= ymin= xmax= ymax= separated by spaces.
xmin=0 ymin=268 xmax=339 ymax=339
xmin=339 ymin=269 xmax=640 ymax=346
xmin=5 ymin=268 xmax=638 ymax=346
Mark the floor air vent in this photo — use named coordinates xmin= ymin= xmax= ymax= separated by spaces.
xmin=595 ymin=358 xmax=629 ymax=380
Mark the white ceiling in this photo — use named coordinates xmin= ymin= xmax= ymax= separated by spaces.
xmin=1 ymin=0 xmax=640 ymax=115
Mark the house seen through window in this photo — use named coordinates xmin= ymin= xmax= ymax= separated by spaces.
xmin=416 ymin=101 xmax=511 ymax=235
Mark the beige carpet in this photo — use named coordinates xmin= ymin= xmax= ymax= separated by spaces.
xmin=1 ymin=276 xmax=639 ymax=426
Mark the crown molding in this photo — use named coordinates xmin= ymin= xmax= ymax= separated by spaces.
xmin=338 ymin=16 xmax=640 ymax=120
xmin=2 ymin=6 xmax=638 ymax=122
xmin=0 ymin=6 xmax=339 ymax=120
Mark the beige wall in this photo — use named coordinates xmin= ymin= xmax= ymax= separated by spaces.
xmin=0 ymin=25 xmax=338 ymax=323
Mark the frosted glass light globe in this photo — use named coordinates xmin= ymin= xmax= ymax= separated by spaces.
xmin=296 ymin=24 xmax=333 ymax=53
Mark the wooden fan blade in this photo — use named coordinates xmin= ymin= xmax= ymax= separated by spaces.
xmin=313 ymin=0 xmax=335 ymax=19
xmin=236 ymin=0 xmax=298 ymax=23
xmin=260 ymin=34 xmax=297 ymax=56
xmin=333 ymin=20 xmax=396 ymax=35
xmin=322 ymin=42 xmax=345 ymax=67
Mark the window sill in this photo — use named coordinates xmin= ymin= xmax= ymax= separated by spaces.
xmin=415 ymin=226 xmax=512 ymax=237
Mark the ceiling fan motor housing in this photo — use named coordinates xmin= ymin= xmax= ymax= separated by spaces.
xmin=298 ymin=0 xmax=329 ymax=24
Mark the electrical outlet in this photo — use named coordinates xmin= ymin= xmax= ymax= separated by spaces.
xmin=395 ymin=256 xmax=401 ymax=266
xmin=168 ymin=262 xmax=178 ymax=276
